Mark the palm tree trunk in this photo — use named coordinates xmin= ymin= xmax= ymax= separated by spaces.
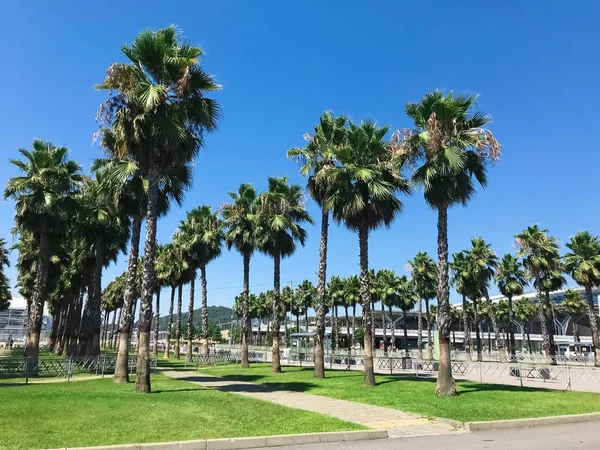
xmin=25 ymin=216 xmax=50 ymax=370
xmin=314 ymin=209 xmax=328 ymax=378
xmin=114 ymin=214 xmax=142 ymax=382
xmin=344 ymin=306 xmax=350 ymax=351
xmin=56 ymin=305 xmax=69 ymax=356
xmin=200 ymin=264 xmax=210 ymax=356
xmin=333 ymin=306 xmax=338 ymax=351
xmin=48 ymin=305 xmax=61 ymax=353
xmin=113 ymin=307 xmax=122 ymax=351
xmin=241 ymin=250 xmax=251 ymax=368
xmin=584 ymin=285 xmax=600 ymax=366
xmin=388 ymin=305 xmax=395 ymax=353
xmin=426 ymin=299 xmax=433 ymax=360
xmin=305 ymin=308 xmax=309 ymax=333
xmin=89 ymin=237 xmax=105 ymax=356
xmin=186 ymin=271 xmax=196 ymax=360
xmin=486 ymin=294 xmax=505 ymax=360
xmin=417 ymin=298 xmax=423 ymax=359
xmin=403 ymin=308 xmax=409 ymax=352
xmin=352 ymin=304 xmax=356 ymax=348
xmin=434 ymin=206 xmax=456 ymax=396
xmin=573 ymin=321 xmax=580 ymax=354
xmin=539 ymin=290 xmax=556 ymax=362
xmin=296 ymin=314 xmax=300 ymax=333
xmin=370 ymin=300 xmax=376 ymax=351
xmin=473 ymin=297 xmax=483 ymax=361
xmin=110 ymin=309 xmax=117 ymax=351
xmin=507 ymin=295 xmax=516 ymax=359
xmin=175 ymin=284 xmax=183 ymax=359
xmin=381 ymin=301 xmax=387 ymax=353
xmin=271 ymin=252 xmax=282 ymax=373
xmin=69 ymin=292 xmax=84 ymax=357
xmin=153 ymin=289 xmax=160 ymax=356
xmin=462 ymin=294 xmax=472 ymax=361
xmin=527 ymin=322 xmax=532 ymax=354
xmin=134 ymin=167 xmax=160 ymax=393
xmin=358 ymin=221 xmax=375 ymax=386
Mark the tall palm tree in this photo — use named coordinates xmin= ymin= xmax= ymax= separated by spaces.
xmin=288 ymin=111 xmax=348 ymax=378
xmin=4 ymin=140 xmax=83 ymax=366
xmin=222 ymin=183 xmax=259 ymax=368
xmin=161 ymin=243 xmax=188 ymax=359
xmin=380 ymin=271 xmax=402 ymax=353
xmin=564 ymin=231 xmax=600 ymax=365
xmin=97 ymin=26 xmax=221 ymax=393
xmin=152 ymin=245 xmax=169 ymax=356
xmin=468 ymin=237 xmax=503 ymax=358
xmin=516 ymin=225 xmax=565 ymax=362
xmin=327 ymin=276 xmax=345 ymax=351
xmin=514 ymin=297 xmax=536 ymax=354
xmin=326 ymin=120 xmax=411 ymax=386
xmin=409 ymin=252 xmax=437 ymax=359
xmin=0 ymin=238 xmax=11 ymax=311
xmin=397 ymin=276 xmax=418 ymax=352
xmin=495 ymin=254 xmax=528 ymax=358
xmin=559 ymin=289 xmax=587 ymax=356
xmin=177 ymin=206 xmax=224 ymax=357
xmin=256 ymin=177 xmax=312 ymax=373
xmin=94 ymin=134 xmax=192 ymax=381
xmin=450 ymin=251 xmax=474 ymax=360
xmin=342 ymin=276 xmax=360 ymax=350
xmin=296 ymin=280 xmax=315 ymax=333
xmin=400 ymin=91 xmax=500 ymax=396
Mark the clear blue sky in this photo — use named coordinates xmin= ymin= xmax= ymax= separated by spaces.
xmin=1 ymin=1 xmax=598 ymax=315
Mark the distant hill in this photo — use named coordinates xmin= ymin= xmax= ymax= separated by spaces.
xmin=158 ymin=305 xmax=233 ymax=329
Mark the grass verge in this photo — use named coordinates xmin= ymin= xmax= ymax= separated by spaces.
xmin=0 ymin=372 xmax=362 ymax=450
xmin=199 ymin=364 xmax=600 ymax=422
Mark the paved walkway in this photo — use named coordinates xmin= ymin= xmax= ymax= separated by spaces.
xmin=163 ymin=370 xmax=459 ymax=438
xmin=0 ymin=374 xmax=104 ymax=385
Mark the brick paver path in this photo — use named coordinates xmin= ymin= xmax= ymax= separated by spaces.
xmin=163 ymin=370 xmax=460 ymax=437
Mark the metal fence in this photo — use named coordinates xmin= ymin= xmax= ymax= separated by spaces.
xmin=0 ymin=355 xmax=158 ymax=384
xmin=188 ymin=350 xmax=270 ymax=368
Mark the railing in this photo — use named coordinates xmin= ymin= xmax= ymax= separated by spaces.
xmin=0 ymin=355 xmax=158 ymax=384
xmin=188 ymin=350 xmax=270 ymax=368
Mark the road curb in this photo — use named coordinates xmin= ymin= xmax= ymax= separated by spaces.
xmin=465 ymin=412 xmax=600 ymax=432
xmin=52 ymin=430 xmax=389 ymax=450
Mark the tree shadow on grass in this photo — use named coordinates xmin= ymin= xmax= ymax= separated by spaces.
xmin=175 ymin=374 xmax=317 ymax=394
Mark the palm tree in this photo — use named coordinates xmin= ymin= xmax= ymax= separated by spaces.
xmin=450 ymin=251 xmax=474 ymax=360
xmin=559 ymin=289 xmax=587 ymax=356
xmin=296 ymin=280 xmax=315 ymax=333
xmin=397 ymin=276 xmax=418 ymax=352
xmin=256 ymin=177 xmax=312 ymax=373
xmin=400 ymin=91 xmax=500 ymax=396
xmin=468 ymin=238 xmax=503 ymax=359
xmin=380 ymin=271 xmax=402 ymax=353
xmin=564 ymin=231 xmax=600 ymax=365
xmin=97 ymin=26 xmax=221 ymax=393
xmin=342 ymin=276 xmax=360 ymax=350
xmin=495 ymin=254 xmax=528 ymax=358
xmin=177 ymin=206 xmax=224 ymax=357
xmin=222 ymin=184 xmax=259 ymax=368
xmin=375 ymin=269 xmax=397 ymax=353
xmin=288 ymin=111 xmax=348 ymax=378
xmin=153 ymin=245 xmax=169 ymax=356
xmin=326 ymin=120 xmax=411 ymax=386
xmin=514 ymin=297 xmax=536 ymax=354
xmin=94 ymin=133 xmax=192 ymax=381
xmin=160 ymin=243 xmax=187 ymax=359
xmin=4 ymin=140 xmax=83 ymax=366
xmin=516 ymin=225 xmax=565 ymax=362
xmin=409 ymin=252 xmax=438 ymax=360
xmin=327 ymin=276 xmax=345 ymax=351
xmin=0 ymin=238 xmax=11 ymax=312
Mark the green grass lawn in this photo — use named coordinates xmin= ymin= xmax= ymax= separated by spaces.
xmin=0 ymin=373 xmax=362 ymax=450
xmin=198 ymin=364 xmax=600 ymax=422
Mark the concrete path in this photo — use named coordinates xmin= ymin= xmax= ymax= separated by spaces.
xmin=163 ymin=370 xmax=459 ymax=438
xmin=248 ymin=421 xmax=600 ymax=450
xmin=0 ymin=375 xmax=104 ymax=385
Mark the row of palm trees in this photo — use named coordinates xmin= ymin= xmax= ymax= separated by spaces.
xmin=450 ymin=230 xmax=600 ymax=366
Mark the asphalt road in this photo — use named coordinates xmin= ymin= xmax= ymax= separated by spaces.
xmin=256 ymin=422 xmax=600 ymax=450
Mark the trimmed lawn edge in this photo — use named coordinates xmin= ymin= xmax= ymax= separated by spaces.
xmin=49 ymin=430 xmax=389 ymax=450
xmin=464 ymin=412 xmax=600 ymax=432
